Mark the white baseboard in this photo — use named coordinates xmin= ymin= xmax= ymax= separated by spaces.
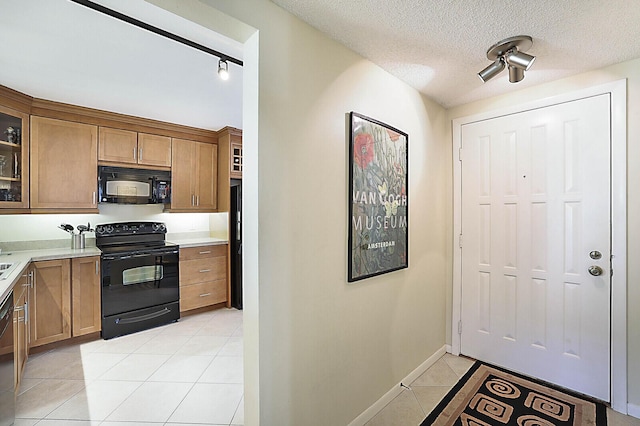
xmin=347 ymin=345 xmax=447 ymax=426
xmin=445 ymin=344 xmax=452 ymax=354
xmin=628 ymin=403 xmax=640 ymax=419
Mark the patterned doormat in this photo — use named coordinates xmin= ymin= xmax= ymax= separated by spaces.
xmin=420 ymin=362 xmax=607 ymax=425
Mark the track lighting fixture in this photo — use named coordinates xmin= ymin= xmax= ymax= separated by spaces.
xmin=218 ymin=59 xmax=229 ymax=81
xmin=478 ymin=58 xmax=505 ymax=83
xmin=478 ymin=35 xmax=535 ymax=83
xmin=508 ymin=65 xmax=524 ymax=83
xmin=69 ymin=0 xmax=243 ymax=84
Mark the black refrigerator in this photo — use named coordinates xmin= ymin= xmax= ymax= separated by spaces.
xmin=230 ymin=180 xmax=243 ymax=309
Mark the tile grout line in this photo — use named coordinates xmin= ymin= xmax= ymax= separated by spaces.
xmin=15 ymin=309 xmax=245 ymax=425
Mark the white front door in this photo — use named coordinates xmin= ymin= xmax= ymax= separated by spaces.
xmin=460 ymin=94 xmax=611 ymax=401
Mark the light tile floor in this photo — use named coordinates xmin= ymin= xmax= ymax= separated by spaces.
xmin=15 ymin=308 xmax=244 ymax=426
xmin=15 ymin=311 xmax=640 ymax=426
xmin=366 ymin=353 xmax=640 ymax=426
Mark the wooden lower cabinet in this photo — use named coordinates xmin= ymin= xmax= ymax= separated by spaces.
xmin=14 ymin=276 xmax=29 ymax=390
xmin=71 ymin=256 xmax=101 ymax=337
xmin=0 ymin=271 xmax=30 ymax=391
xmin=30 ymin=259 xmax=71 ymax=347
xmin=179 ymin=245 xmax=227 ymax=312
xmin=30 ymin=255 xmax=101 ymax=348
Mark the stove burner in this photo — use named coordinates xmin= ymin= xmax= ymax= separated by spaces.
xmin=95 ymin=221 xmax=166 ymax=236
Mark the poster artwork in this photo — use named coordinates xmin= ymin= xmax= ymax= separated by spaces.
xmin=348 ymin=112 xmax=408 ymax=282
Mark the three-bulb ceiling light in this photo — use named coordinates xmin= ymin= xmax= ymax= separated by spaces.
xmin=478 ymin=35 xmax=536 ymax=83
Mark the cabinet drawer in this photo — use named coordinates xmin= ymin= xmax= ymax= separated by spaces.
xmin=180 ymin=245 xmax=226 ymax=261
xmin=180 ymin=257 xmax=226 ymax=285
xmin=180 ymin=280 xmax=226 ymax=311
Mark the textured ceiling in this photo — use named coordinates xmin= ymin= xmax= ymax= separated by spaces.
xmin=0 ymin=0 xmax=243 ymax=131
xmin=271 ymin=0 xmax=640 ymax=108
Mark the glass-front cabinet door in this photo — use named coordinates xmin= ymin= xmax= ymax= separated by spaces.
xmin=0 ymin=105 xmax=28 ymax=209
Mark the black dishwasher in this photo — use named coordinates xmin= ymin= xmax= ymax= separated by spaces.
xmin=0 ymin=291 xmax=14 ymax=426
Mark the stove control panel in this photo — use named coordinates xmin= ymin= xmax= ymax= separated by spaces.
xmin=95 ymin=222 xmax=166 ymax=236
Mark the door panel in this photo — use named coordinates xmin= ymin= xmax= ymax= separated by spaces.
xmin=460 ymin=94 xmax=611 ymax=401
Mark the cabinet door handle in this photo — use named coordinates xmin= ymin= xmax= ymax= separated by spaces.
xmin=199 ymin=293 xmax=211 ymax=297
xmin=92 ymin=191 xmax=96 ymax=205
xmin=133 ymin=147 xmax=137 ymax=161
xmin=139 ymin=147 xmax=143 ymax=161
xmin=196 ymin=196 xmax=199 ymax=207
xmin=191 ymin=195 xmax=195 ymax=206
xmin=95 ymin=260 xmax=99 ymax=275
xmin=199 ymin=251 xmax=211 ymax=255
xmin=199 ymin=269 xmax=211 ymax=273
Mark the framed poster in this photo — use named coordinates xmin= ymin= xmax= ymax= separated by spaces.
xmin=348 ymin=112 xmax=408 ymax=282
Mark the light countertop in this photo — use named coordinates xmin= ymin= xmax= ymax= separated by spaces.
xmin=0 ymin=238 xmax=228 ymax=302
xmin=168 ymin=237 xmax=228 ymax=248
xmin=0 ymin=247 xmax=101 ymax=303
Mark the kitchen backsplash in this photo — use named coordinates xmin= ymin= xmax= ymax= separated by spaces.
xmin=0 ymin=204 xmax=228 ymax=245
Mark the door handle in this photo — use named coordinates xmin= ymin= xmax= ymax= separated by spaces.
xmin=588 ymin=265 xmax=603 ymax=276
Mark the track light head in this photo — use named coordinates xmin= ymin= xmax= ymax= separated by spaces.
xmin=505 ymin=50 xmax=536 ymax=71
xmin=218 ymin=59 xmax=229 ymax=81
xmin=508 ymin=65 xmax=525 ymax=83
xmin=478 ymin=35 xmax=535 ymax=84
xmin=478 ymin=58 xmax=505 ymax=82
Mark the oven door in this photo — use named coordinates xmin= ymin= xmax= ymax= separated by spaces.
xmin=101 ymin=249 xmax=179 ymax=317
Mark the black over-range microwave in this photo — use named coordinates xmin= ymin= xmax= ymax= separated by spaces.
xmin=98 ymin=166 xmax=171 ymax=204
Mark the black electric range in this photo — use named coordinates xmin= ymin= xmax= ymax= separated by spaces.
xmin=96 ymin=221 xmax=179 ymax=339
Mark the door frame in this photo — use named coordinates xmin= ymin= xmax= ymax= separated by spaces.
xmin=451 ymin=80 xmax=627 ymax=413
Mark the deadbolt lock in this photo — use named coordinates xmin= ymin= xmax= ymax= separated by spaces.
xmin=589 ymin=251 xmax=602 ymax=260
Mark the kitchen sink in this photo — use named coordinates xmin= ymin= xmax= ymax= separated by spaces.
xmin=0 ymin=263 xmax=15 ymax=280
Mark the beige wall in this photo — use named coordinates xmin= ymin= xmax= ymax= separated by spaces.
xmin=148 ymin=0 xmax=451 ymax=424
xmin=446 ymin=58 xmax=640 ymax=409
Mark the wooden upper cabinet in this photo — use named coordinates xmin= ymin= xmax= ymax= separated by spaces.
xmin=138 ymin=133 xmax=171 ymax=167
xmin=196 ymin=141 xmax=218 ymax=210
xmin=98 ymin=127 xmax=171 ymax=169
xmin=30 ymin=116 xmax=98 ymax=211
xmin=230 ymin=139 xmax=243 ymax=179
xmin=216 ymin=127 xmax=242 ymax=213
xmin=171 ymin=138 xmax=217 ymax=211
xmin=170 ymin=138 xmax=197 ymax=210
xmin=98 ymin=127 xmax=137 ymax=165
xmin=0 ymin=104 xmax=29 ymax=210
